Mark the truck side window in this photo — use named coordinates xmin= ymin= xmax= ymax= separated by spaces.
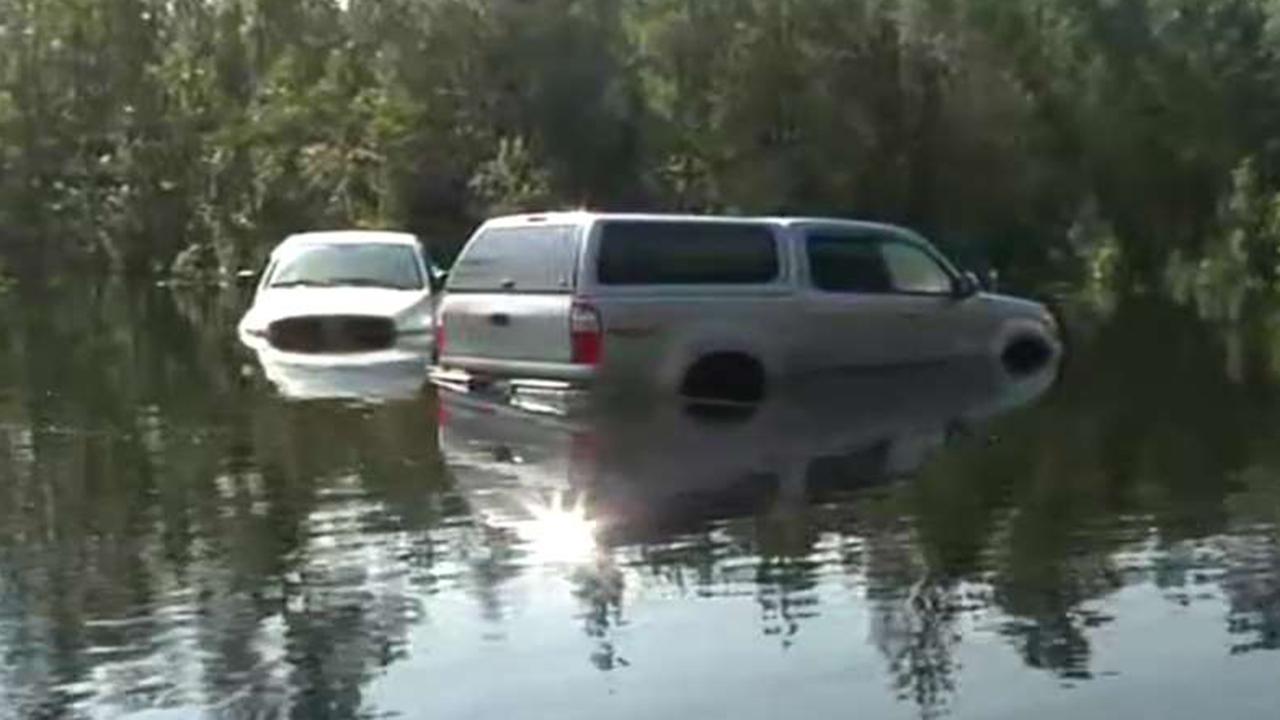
xmin=808 ymin=232 xmax=952 ymax=295
xmin=597 ymin=221 xmax=778 ymax=285
xmin=880 ymin=241 xmax=953 ymax=295
xmin=807 ymin=234 xmax=892 ymax=292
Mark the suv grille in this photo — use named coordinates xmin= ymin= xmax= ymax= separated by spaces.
xmin=267 ymin=316 xmax=395 ymax=353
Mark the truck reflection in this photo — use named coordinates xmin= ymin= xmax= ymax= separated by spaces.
xmin=440 ymin=356 xmax=1059 ymax=552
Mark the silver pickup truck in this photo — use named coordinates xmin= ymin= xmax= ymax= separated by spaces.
xmin=434 ymin=213 xmax=1060 ymax=402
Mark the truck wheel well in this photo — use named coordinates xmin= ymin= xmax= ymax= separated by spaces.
xmin=680 ymin=352 xmax=767 ymax=404
xmin=1002 ymin=335 xmax=1054 ymax=375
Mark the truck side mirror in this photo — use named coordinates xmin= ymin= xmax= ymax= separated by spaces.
xmin=953 ymin=271 xmax=981 ymax=299
xmin=430 ymin=265 xmax=449 ymax=292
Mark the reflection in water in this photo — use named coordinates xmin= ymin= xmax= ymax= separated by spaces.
xmin=243 ymin=339 xmax=430 ymax=403
xmin=437 ymin=356 xmax=1058 ymax=718
xmin=6 ymin=281 xmax=1280 ymax=718
xmin=0 ymin=281 xmax=446 ymax=718
xmin=439 ymin=357 xmax=1056 ymax=545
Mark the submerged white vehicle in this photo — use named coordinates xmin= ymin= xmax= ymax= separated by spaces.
xmin=238 ymin=231 xmax=438 ymax=364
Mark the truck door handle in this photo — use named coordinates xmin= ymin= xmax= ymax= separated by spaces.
xmin=489 ymin=313 xmax=511 ymax=326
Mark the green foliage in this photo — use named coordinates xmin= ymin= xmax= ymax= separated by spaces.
xmin=469 ymin=136 xmax=554 ymax=217
xmin=1219 ymin=158 xmax=1280 ymax=285
xmin=1169 ymin=157 xmax=1280 ymax=321
xmin=0 ymin=0 xmax=1279 ymax=283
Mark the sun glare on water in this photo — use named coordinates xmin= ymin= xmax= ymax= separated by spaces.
xmin=516 ymin=492 xmax=600 ymax=564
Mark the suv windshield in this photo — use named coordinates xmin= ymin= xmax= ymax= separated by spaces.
xmin=268 ymin=244 xmax=423 ymax=290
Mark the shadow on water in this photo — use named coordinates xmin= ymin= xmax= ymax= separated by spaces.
xmin=5 ymin=278 xmax=1280 ymax=718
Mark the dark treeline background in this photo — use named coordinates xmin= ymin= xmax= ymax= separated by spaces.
xmin=2 ymin=0 xmax=1280 ymax=287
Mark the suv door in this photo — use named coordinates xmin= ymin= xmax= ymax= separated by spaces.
xmin=802 ymin=228 xmax=965 ymax=367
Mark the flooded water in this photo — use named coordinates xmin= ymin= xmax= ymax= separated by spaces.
xmin=3 ymin=280 xmax=1280 ymax=719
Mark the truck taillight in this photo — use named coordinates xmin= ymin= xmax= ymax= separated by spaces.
xmin=570 ymin=303 xmax=603 ymax=366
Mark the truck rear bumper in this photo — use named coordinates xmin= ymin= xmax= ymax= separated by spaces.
xmin=435 ymin=356 xmax=597 ymax=384
xmin=429 ymin=363 xmax=593 ymax=415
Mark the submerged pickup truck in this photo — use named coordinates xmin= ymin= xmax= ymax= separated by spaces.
xmin=434 ymin=213 xmax=1060 ymax=402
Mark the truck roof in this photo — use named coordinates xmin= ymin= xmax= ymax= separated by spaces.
xmin=481 ymin=212 xmax=915 ymax=236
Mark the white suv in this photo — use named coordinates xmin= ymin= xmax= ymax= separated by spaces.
xmin=434 ymin=213 xmax=1060 ymax=401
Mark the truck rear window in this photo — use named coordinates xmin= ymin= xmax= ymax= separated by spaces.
xmin=447 ymin=226 xmax=578 ymax=292
xmin=597 ymin=221 xmax=779 ymax=285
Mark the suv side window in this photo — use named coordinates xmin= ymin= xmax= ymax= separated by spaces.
xmin=807 ymin=232 xmax=953 ymax=295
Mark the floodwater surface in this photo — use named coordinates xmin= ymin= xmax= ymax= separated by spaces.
xmin=2 ymin=281 xmax=1280 ymax=719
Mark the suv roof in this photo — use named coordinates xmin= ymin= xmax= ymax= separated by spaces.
xmin=278 ymin=230 xmax=420 ymax=250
